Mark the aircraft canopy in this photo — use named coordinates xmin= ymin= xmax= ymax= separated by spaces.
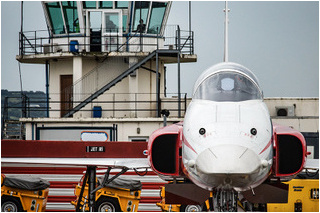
xmin=193 ymin=71 xmax=263 ymax=102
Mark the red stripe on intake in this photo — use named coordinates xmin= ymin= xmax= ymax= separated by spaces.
xmin=259 ymin=140 xmax=272 ymax=155
xmin=182 ymin=134 xmax=197 ymax=154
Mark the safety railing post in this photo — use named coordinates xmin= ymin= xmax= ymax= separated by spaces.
xmin=135 ymin=93 xmax=137 ymax=118
xmin=117 ymin=28 xmax=119 ymax=52
xmin=157 ymin=27 xmax=159 ymax=50
xmin=67 ymin=32 xmax=70 ymax=52
xmin=19 ymin=32 xmax=22 ymax=55
xmin=177 ymin=25 xmax=181 ymax=51
xmin=20 ymin=32 xmax=24 ymax=55
xmin=184 ymin=93 xmax=187 ymax=116
xmin=34 ymin=31 xmax=37 ymax=54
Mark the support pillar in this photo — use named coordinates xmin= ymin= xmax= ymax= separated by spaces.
xmin=129 ymin=57 xmax=138 ymax=117
xmin=156 ymin=51 xmax=161 ymax=117
xmin=73 ymin=57 xmax=83 ymax=108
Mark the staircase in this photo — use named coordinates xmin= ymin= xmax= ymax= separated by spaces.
xmin=63 ymin=50 xmax=164 ymax=118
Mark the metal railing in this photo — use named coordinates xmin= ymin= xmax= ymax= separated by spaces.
xmin=1 ymin=94 xmax=46 ymax=139
xmin=2 ymin=92 xmax=189 ymax=119
xmin=1 ymin=92 xmax=189 ymax=139
xmin=19 ymin=25 xmax=194 ymax=56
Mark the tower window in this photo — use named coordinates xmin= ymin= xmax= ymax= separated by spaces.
xmin=133 ymin=1 xmax=150 ymax=33
xmin=62 ymin=1 xmax=79 ymax=33
xmin=148 ymin=2 xmax=167 ymax=34
xmin=99 ymin=1 xmax=113 ymax=9
xmin=83 ymin=1 xmax=97 ymax=9
xmin=46 ymin=2 xmax=65 ymax=34
xmin=116 ymin=1 xmax=129 ymax=9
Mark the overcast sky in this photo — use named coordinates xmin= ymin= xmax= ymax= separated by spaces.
xmin=1 ymin=1 xmax=319 ymax=98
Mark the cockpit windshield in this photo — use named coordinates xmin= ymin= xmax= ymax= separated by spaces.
xmin=193 ymin=72 xmax=262 ymax=102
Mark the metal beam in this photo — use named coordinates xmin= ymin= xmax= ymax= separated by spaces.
xmin=141 ymin=66 xmax=157 ymax=74
xmin=177 ymin=26 xmax=181 ymax=118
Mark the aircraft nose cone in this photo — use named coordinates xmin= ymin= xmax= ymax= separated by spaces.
xmin=196 ymin=145 xmax=261 ymax=175
xmin=195 ymin=145 xmax=263 ymax=189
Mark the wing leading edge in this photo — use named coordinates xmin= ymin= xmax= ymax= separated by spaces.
xmin=2 ymin=140 xmax=150 ymax=169
xmin=1 ymin=157 xmax=150 ymax=169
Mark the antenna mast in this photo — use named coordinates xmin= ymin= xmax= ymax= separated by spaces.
xmin=224 ymin=1 xmax=230 ymax=62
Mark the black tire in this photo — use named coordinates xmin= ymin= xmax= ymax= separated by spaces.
xmin=96 ymin=197 xmax=121 ymax=212
xmin=1 ymin=197 xmax=23 ymax=212
xmin=180 ymin=204 xmax=202 ymax=212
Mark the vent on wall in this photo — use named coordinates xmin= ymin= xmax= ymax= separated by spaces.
xmin=275 ymin=106 xmax=295 ymax=117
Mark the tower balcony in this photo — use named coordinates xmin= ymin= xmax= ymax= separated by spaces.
xmin=17 ymin=25 xmax=196 ymax=64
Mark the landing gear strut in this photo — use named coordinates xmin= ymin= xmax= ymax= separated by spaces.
xmin=76 ymin=166 xmax=97 ymax=212
xmin=214 ymin=190 xmax=238 ymax=212
xmin=75 ymin=166 xmax=128 ymax=212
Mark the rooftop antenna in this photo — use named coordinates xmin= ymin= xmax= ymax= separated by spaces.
xmin=224 ymin=1 xmax=230 ymax=62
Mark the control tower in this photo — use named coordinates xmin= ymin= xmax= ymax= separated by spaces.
xmin=16 ymin=1 xmax=196 ymax=141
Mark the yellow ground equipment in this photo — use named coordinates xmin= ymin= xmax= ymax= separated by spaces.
xmin=1 ymin=174 xmax=50 ymax=212
xmin=156 ymin=186 xmax=205 ymax=212
xmin=156 ymin=186 xmax=181 ymax=212
xmin=267 ymin=178 xmax=319 ymax=212
xmin=71 ymin=175 xmax=142 ymax=212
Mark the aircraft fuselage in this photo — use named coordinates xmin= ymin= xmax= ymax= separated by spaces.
xmin=182 ymin=62 xmax=273 ymax=191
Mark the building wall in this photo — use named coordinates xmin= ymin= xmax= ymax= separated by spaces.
xmin=265 ymin=98 xmax=319 ymax=132
xmin=23 ymin=118 xmax=180 ymax=141
xmin=264 ymin=98 xmax=319 ymax=117
xmin=49 ymin=60 xmax=73 ymax=117
xmin=23 ymin=97 xmax=318 ymax=141
xmin=48 ymin=56 xmax=166 ymax=119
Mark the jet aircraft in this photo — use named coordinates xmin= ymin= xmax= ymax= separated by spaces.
xmin=146 ymin=1 xmax=317 ymax=210
xmin=147 ymin=61 xmax=313 ymax=211
xmin=1 ymin=1 xmax=318 ymax=212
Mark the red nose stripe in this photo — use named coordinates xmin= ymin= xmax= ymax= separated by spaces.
xmin=259 ymin=140 xmax=272 ymax=155
xmin=182 ymin=134 xmax=197 ymax=154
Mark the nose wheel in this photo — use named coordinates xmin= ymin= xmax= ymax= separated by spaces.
xmin=212 ymin=190 xmax=238 ymax=212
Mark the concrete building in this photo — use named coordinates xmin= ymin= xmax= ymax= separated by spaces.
xmin=12 ymin=1 xmax=195 ymax=141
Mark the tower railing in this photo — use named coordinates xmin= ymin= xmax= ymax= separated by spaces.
xmin=18 ymin=25 xmax=194 ymax=56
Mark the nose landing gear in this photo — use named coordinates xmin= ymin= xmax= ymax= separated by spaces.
xmin=209 ymin=190 xmax=238 ymax=212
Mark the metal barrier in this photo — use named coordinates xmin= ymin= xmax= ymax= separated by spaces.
xmin=19 ymin=25 xmax=194 ymax=56
xmin=2 ymin=92 xmax=189 ymax=119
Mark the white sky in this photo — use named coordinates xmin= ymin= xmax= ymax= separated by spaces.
xmin=1 ymin=1 xmax=319 ymax=98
